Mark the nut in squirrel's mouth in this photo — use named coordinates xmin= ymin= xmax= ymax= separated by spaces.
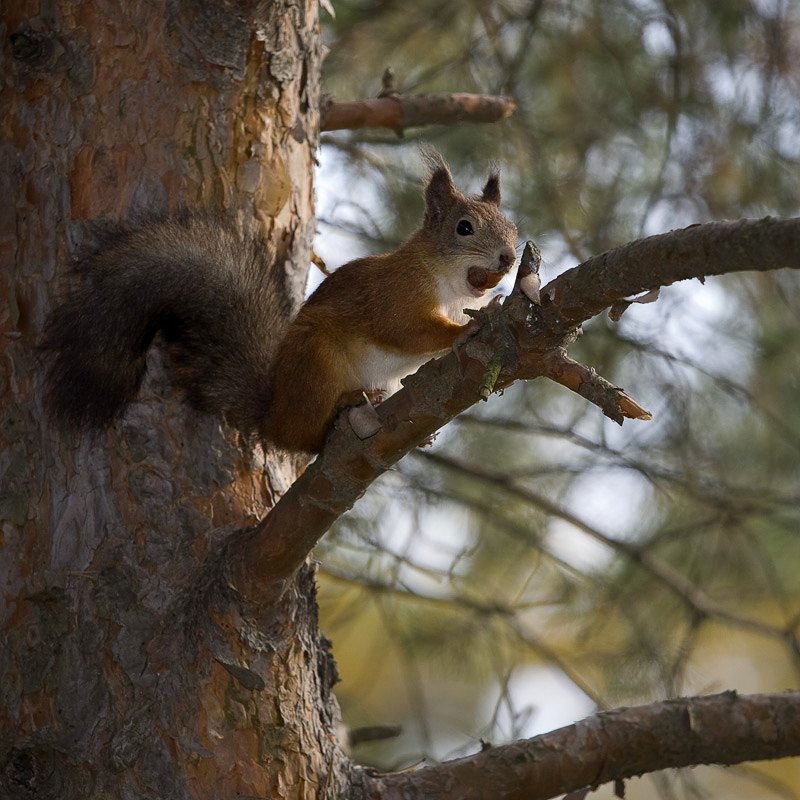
xmin=467 ymin=265 xmax=506 ymax=296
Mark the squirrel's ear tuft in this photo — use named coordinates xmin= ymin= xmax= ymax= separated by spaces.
xmin=422 ymin=147 xmax=457 ymax=226
xmin=425 ymin=167 xmax=457 ymax=221
xmin=481 ymin=170 xmax=501 ymax=205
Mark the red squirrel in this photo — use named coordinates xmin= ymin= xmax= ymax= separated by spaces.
xmin=42 ymin=152 xmax=518 ymax=453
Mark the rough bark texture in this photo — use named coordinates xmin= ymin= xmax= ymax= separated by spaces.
xmin=0 ymin=1 xmax=350 ymax=798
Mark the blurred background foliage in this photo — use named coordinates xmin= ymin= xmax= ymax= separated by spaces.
xmin=314 ymin=1 xmax=800 ymax=797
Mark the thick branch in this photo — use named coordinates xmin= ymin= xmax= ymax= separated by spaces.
xmin=320 ymin=92 xmax=516 ymax=133
xmin=356 ymin=691 xmax=800 ymax=800
xmin=543 ymin=216 xmax=800 ymax=325
xmin=225 ymin=217 xmax=800 ymax=604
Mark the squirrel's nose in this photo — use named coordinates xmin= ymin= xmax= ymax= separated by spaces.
xmin=497 ymin=246 xmax=515 ymax=271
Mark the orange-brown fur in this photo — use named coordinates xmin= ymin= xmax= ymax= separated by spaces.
xmin=263 ymin=238 xmax=458 ymax=453
xmin=263 ymin=160 xmax=518 ymax=453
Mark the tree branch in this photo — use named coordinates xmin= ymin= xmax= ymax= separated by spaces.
xmin=224 ymin=217 xmax=800 ymax=605
xmin=542 ymin=216 xmax=800 ymax=326
xmin=320 ymin=92 xmax=516 ymax=133
xmin=538 ymin=351 xmax=653 ymax=424
xmin=354 ymin=691 xmax=800 ymax=800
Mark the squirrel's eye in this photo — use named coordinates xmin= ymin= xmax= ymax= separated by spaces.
xmin=456 ymin=219 xmax=474 ymax=236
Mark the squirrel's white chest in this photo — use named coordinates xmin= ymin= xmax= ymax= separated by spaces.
xmin=347 ymin=287 xmax=482 ymax=396
xmin=352 ymin=346 xmax=432 ymax=395
xmin=436 ymin=275 xmax=484 ymax=324
xmin=439 ymin=295 xmax=481 ymax=325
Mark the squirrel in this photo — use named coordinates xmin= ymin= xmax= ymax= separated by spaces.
xmin=42 ymin=152 xmax=518 ymax=454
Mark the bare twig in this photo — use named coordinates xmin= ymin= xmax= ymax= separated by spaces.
xmin=540 ymin=351 xmax=652 ymax=424
xmin=349 ymin=725 xmax=403 ymax=747
xmin=321 ymin=92 xmax=516 ymax=133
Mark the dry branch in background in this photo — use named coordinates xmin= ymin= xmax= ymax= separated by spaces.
xmin=321 ymin=92 xmax=517 ymax=133
xmin=355 ymin=691 xmax=800 ymax=800
xmin=225 ymin=216 xmax=800 ymax=607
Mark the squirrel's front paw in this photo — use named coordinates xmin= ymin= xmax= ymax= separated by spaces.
xmin=453 ymin=295 xmax=503 ymax=352
xmin=453 ymin=319 xmax=481 ymax=353
xmin=483 ymin=294 xmax=503 ymax=311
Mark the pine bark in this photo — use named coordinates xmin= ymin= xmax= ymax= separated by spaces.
xmin=0 ymin=1 xmax=349 ymax=798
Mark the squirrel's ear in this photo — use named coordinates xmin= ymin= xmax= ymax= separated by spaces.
xmin=425 ymin=166 xmax=457 ymax=223
xmin=422 ymin=148 xmax=457 ymax=226
xmin=481 ymin=170 xmax=501 ymax=205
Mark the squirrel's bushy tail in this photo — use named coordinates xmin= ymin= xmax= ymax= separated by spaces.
xmin=42 ymin=215 xmax=291 ymax=434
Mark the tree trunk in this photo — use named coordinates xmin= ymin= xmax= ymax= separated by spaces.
xmin=0 ymin=1 xmax=350 ymax=797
